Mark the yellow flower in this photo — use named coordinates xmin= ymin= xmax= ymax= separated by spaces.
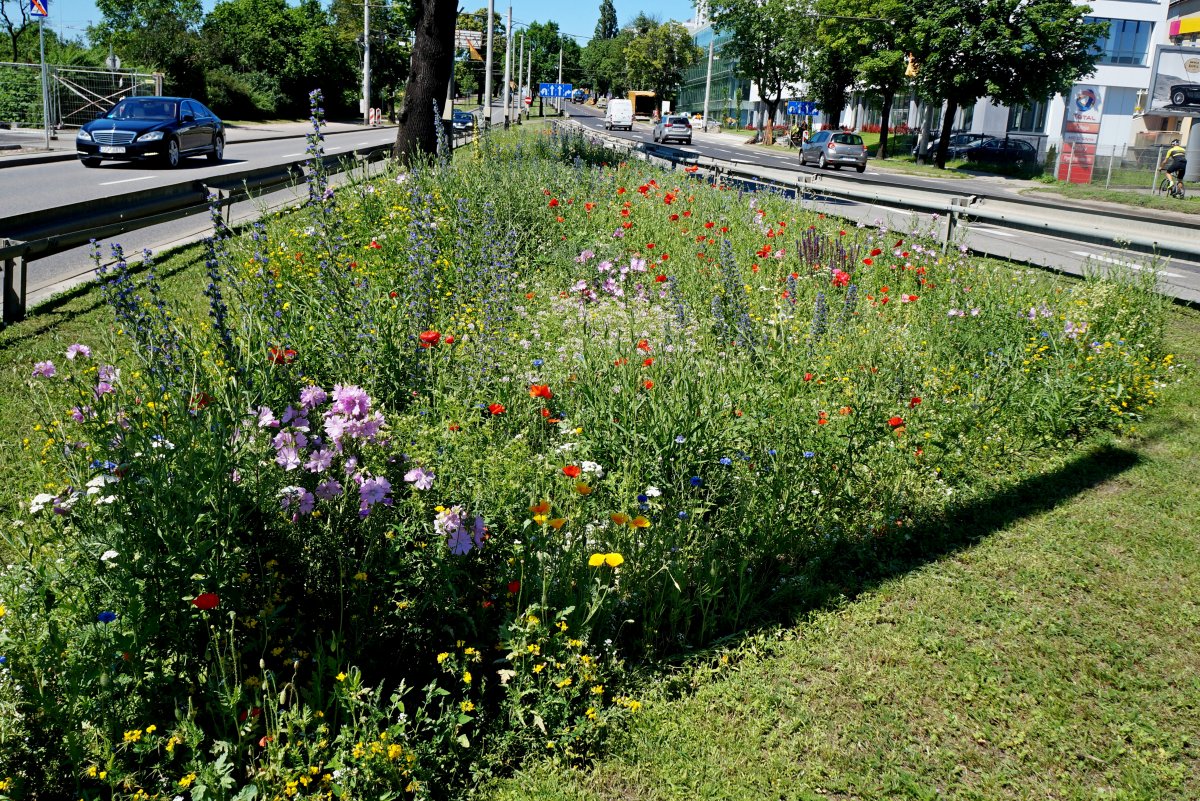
xmin=532 ymin=514 xmax=548 ymax=526
xmin=586 ymin=707 xmax=597 ymax=720
xmin=547 ymin=518 xmax=566 ymax=530
xmin=609 ymin=512 xmax=630 ymax=525
xmin=144 ymin=724 xmax=157 ymax=734
xmin=0 ymin=603 xmax=6 ymax=619
xmin=532 ymin=663 xmax=545 ymax=673
xmin=556 ymin=677 xmax=572 ymax=688
xmin=604 ymin=553 xmax=625 ymax=567
xmin=387 ymin=743 xmax=403 ymax=760
xmin=588 ymin=553 xmax=606 ymax=567
xmin=353 ymin=571 xmax=367 ymax=581
xmin=86 ymin=766 xmax=98 ymax=778
xmin=437 ymin=652 xmax=450 ymax=664
xmin=335 ymin=672 xmax=347 ymax=682
xmin=123 ymin=729 xmax=143 ymax=743
xmin=575 ymin=483 xmax=593 ymax=495
xmin=591 ymin=685 xmax=604 ymax=695
xmin=526 ymin=614 xmax=540 ymax=625
xmin=178 ymin=773 xmax=197 ymax=789
xmin=460 ymin=700 xmax=475 ymax=712
xmin=462 ymin=670 xmax=472 ymax=684
xmin=628 ymin=516 xmax=651 ymax=529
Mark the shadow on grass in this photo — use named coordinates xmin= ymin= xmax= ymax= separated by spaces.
xmin=658 ymin=440 xmax=1143 ymax=686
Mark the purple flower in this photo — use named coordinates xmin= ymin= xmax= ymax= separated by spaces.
xmin=65 ymin=344 xmax=92 ymax=360
xmin=404 ymin=466 xmax=435 ymax=490
xmin=98 ymin=365 xmax=119 ymax=382
xmin=280 ymin=486 xmax=315 ymax=515
xmin=272 ymin=430 xmax=307 ymax=452
xmin=275 ymin=447 xmax=301 ymax=471
xmin=305 ymin=449 xmax=334 ymax=473
xmin=473 ymin=515 xmax=486 ymax=549
xmin=94 ymin=382 xmax=114 ymax=397
xmin=358 ymin=475 xmax=392 ymax=515
xmin=97 ymin=610 xmax=118 ymax=624
xmin=256 ymin=407 xmax=279 ymax=429
xmin=32 ymin=361 xmax=56 ymax=378
xmin=315 ymin=479 xmax=343 ymax=501
xmin=331 ymin=384 xmax=371 ymax=418
xmin=436 ymin=506 xmax=471 ymax=554
xmin=299 ymin=385 xmax=328 ymax=410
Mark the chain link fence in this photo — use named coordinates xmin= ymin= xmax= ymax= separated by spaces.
xmin=1 ymin=63 xmax=161 ymax=131
xmin=1055 ymin=133 xmax=1182 ymax=193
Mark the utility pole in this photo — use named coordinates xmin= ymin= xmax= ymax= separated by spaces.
xmin=483 ymin=0 xmax=494 ymax=129
xmin=702 ymin=33 xmax=713 ymax=132
xmin=517 ymin=33 xmax=524 ymax=123
xmin=361 ymin=0 xmax=370 ymax=126
xmin=526 ymin=46 xmax=534 ymax=118
xmin=39 ymin=17 xmax=49 ymax=148
xmin=557 ymin=47 xmax=563 ymax=115
xmin=502 ymin=6 xmax=512 ymax=129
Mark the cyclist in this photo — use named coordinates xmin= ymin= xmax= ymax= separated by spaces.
xmin=1160 ymin=138 xmax=1187 ymax=194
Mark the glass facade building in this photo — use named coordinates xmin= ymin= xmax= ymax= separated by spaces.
xmin=675 ymin=26 xmax=750 ymax=123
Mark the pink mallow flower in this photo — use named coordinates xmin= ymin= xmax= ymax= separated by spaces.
xmin=65 ymin=344 xmax=92 ymax=360
xmin=33 ymin=361 xmax=56 ymax=378
xmin=358 ymin=475 xmax=392 ymax=517
xmin=404 ymin=466 xmax=435 ymax=490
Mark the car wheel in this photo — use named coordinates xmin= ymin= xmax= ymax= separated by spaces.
xmin=818 ymin=154 xmax=828 ymax=169
xmin=684 ymin=138 xmax=691 ymax=145
xmin=856 ymin=165 xmax=865 ymax=173
xmin=163 ymin=137 xmax=182 ymax=168
xmin=1172 ymin=89 xmax=1187 ymax=106
xmin=208 ymin=136 xmax=224 ymax=162
xmin=80 ymin=156 xmax=101 ymax=168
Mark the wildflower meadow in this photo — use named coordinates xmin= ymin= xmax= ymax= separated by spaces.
xmin=0 ymin=94 xmax=1179 ymax=800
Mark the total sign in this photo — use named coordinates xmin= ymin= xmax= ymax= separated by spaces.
xmin=1059 ymin=85 xmax=1104 ymax=184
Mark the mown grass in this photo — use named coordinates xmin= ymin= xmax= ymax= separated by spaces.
xmin=1023 ymin=181 xmax=1200 ymax=215
xmin=488 ymin=307 xmax=1200 ymax=799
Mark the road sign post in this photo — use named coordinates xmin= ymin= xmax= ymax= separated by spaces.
xmin=538 ymin=83 xmax=573 ymax=100
xmin=30 ymin=0 xmax=50 ymax=149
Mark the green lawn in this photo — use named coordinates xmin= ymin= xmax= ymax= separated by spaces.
xmin=488 ymin=308 xmax=1200 ymax=800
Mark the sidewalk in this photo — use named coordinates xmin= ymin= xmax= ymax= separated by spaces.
xmin=0 ymin=120 xmax=393 ymax=169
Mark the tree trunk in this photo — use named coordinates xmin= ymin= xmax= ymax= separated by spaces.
xmin=934 ymin=98 xmax=958 ymax=169
xmin=763 ymin=99 xmax=778 ymax=145
xmin=876 ymin=90 xmax=893 ymax=159
xmin=394 ymin=0 xmax=457 ymax=165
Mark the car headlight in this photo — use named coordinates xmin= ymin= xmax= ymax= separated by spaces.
xmin=137 ymin=131 xmax=164 ymax=142
xmin=76 ymin=129 xmax=92 ymax=142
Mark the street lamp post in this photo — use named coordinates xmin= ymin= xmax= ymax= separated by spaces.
xmin=483 ymin=0 xmax=494 ymax=129
xmin=702 ymin=32 xmax=714 ymax=132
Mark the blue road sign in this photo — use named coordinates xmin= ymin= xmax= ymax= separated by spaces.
xmin=786 ymin=100 xmax=818 ymax=116
xmin=538 ymin=82 xmax=573 ymax=99
xmin=30 ymin=0 xmax=48 ymax=17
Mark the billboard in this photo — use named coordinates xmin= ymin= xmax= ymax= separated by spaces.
xmin=1145 ymin=44 xmax=1200 ymax=116
xmin=1058 ymin=85 xmax=1104 ymax=183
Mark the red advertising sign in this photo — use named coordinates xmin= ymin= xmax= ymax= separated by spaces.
xmin=1058 ymin=86 xmax=1103 ymax=183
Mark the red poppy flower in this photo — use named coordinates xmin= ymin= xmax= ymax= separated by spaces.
xmin=704 ymin=221 xmax=715 ymax=229
xmin=488 ymin=403 xmax=506 ymax=415
xmin=548 ymin=198 xmax=559 ymax=208
xmin=369 ymin=240 xmax=382 ymax=249
xmin=643 ymin=380 xmax=654 ymax=390
xmin=909 ymin=397 xmax=922 ymax=408
xmin=529 ymin=384 xmax=553 ymax=399
xmin=507 ymin=580 xmax=521 ymax=594
xmin=888 ymin=416 xmax=904 ymax=428
xmin=636 ymin=339 xmax=651 ymax=352
xmin=418 ymin=330 xmax=441 ymax=348
xmin=832 ymin=270 xmax=851 ymax=288
xmin=389 ymin=290 xmax=398 ymax=298
xmin=190 ymin=392 xmax=214 ymax=411
xmin=682 ymin=210 xmax=692 ymax=217
xmin=880 ymin=285 xmax=890 ymax=293
xmin=268 ymin=347 xmax=297 ymax=364
xmin=192 ymin=592 xmax=220 ymax=610
xmin=614 ymin=357 xmax=628 ymax=366
xmin=646 ymin=243 xmax=655 ymax=249
xmin=862 ymin=258 xmax=873 ymax=266
xmin=562 ymin=465 xmax=582 ymax=478
xmin=448 ymin=423 xmax=461 ymax=432
xmin=870 ymin=248 xmax=882 ymax=257
xmin=804 ymin=372 xmax=814 ymax=381
xmin=585 ymin=202 xmax=595 ymax=212
xmin=655 ymin=274 xmax=668 ymax=283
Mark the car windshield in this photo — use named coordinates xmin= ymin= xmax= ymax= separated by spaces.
xmin=108 ymin=99 xmax=177 ymax=121
xmin=832 ymin=133 xmax=863 ymax=145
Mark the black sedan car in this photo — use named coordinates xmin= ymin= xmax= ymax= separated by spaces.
xmin=1170 ymin=84 xmax=1200 ymax=107
xmin=959 ymin=137 xmax=1038 ymax=166
xmin=451 ymin=110 xmax=475 ymax=135
xmin=76 ymin=96 xmax=224 ymax=168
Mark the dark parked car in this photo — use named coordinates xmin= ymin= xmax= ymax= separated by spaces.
xmin=913 ymin=132 xmax=994 ymax=159
xmin=800 ymin=130 xmax=868 ymax=172
xmin=652 ymin=114 xmax=692 ymax=144
xmin=1169 ymin=84 xmax=1200 ymax=107
xmin=959 ymin=137 xmax=1038 ymax=166
xmin=76 ymin=96 xmax=223 ymax=168
xmin=451 ymin=110 xmax=475 ymax=135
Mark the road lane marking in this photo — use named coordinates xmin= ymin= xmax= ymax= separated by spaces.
xmin=282 ymin=153 xmax=306 ymax=158
xmin=99 ymin=176 xmax=155 ymax=186
xmin=968 ymin=225 xmax=1016 ymax=237
xmin=1070 ymin=251 xmax=1183 ymax=278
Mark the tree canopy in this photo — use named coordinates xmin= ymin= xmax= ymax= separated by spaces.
xmin=622 ymin=20 xmax=701 ymax=101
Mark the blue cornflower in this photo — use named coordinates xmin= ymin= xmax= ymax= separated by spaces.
xmin=674 ymin=435 xmax=686 ymax=444
xmin=532 ymin=358 xmax=544 ymax=367
xmin=803 ymin=451 xmax=815 ymax=458
xmin=719 ymin=457 xmax=733 ymax=466
xmin=677 ymin=511 xmax=688 ymax=519
xmin=768 ymin=449 xmax=777 ymax=456
xmin=97 ymin=611 xmax=118 ymax=624
xmin=637 ymin=494 xmax=648 ymax=504
xmin=690 ymin=476 xmax=703 ymax=487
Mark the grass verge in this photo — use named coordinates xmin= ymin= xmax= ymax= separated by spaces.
xmin=487 ymin=306 xmax=1200 ymax=800
xmin=1022 ymin=181 xmax=1200 ymax=215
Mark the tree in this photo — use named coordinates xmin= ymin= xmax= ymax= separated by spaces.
xmin=623 ymin=20 xmax=701 ymax=102
xmin=581 ymin=28 xmax=632 ymax=95
xmin=910 ymin=0 xmax=1105 ymax=168
xmin=711 ymin=0 xmax=811 ymax=145
xmin=520 ymin=20 xmax=582 ymax=113
xmin=804 ymin=44 xmax=855 ymax=133
xmin=813 ymin=0 xmax=909 ymax=158
xmin=594 ymin=0 xmax=618 ymax=41
xmin=0 ymin=0 xmax=32 ymax=62
xmin=91 ymin=0 xmax=206 ymax=97
xmin=394 ymin=0 xmax=457 ymax=163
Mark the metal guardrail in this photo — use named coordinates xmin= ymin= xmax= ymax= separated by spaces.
xmin=0 ymin=142 xmax=397 ymax=324
xmin=555 ymin=119 xmax=1200 ymax=267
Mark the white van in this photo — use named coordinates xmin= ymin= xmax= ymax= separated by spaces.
xmin=604 ymin=99 xmax=633 ymax=131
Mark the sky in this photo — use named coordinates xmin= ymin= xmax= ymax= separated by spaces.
xmin=38 ymin=0 xmax=700 ymax=48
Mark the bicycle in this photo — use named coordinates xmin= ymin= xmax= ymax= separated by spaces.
xmin=1159 ymin=175 xmax=1186 ymax=199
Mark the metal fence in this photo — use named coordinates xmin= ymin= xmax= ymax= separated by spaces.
xmin=1055 ymin=142 xmax=1175 ymax=192
xmin=0 ymin=63 xmax=161 ymax=130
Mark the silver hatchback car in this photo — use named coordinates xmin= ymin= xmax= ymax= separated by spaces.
xmin=652 ymin=114 xmax=692 ymax=145
xmin=800 ymin=130 xmax=868 ymax=172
